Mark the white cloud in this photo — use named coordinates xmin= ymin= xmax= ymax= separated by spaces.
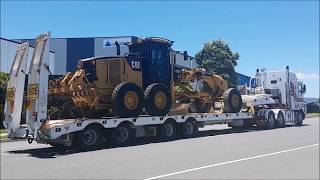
xmin=296 ymin=72 xmax=320 ymax=80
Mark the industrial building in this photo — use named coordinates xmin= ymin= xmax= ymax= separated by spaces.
xmin=0 ymin=38 xmax=55 ymax=74
xmin=237 ymin=72 xmax=251 ymax=86
xmin=1 ymin=35 xmax=250 ymax=85
xmin=15 ymin=36 xmax=194 ymax=75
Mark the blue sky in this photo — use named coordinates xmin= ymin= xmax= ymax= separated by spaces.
xmin=1 ymin=1 xmax=319 ymax=97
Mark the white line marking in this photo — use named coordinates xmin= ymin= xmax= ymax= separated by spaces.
xmin=144 ymin=143 xmax=319 ymax=180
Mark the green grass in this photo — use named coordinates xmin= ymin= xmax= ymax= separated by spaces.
xmin=0 ymin=128 xmax=7 ymax=140
xmin=0 ymin=128 xmax=7 ymax=134
xmin=306 ymin=113 xmax=320 ymax=118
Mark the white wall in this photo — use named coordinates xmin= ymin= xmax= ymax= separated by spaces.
xmin=50 ymin=38 xmax=66 ymax=75
xmin=1 ymin=39 xmax=19 ymax=73
xmin=174 ymin=52 xmax=193 ymax=68
xmin=0 ymin=39 xmax=55 ymax=74
xmin=94 ymin=37 xmax=132 ymax=57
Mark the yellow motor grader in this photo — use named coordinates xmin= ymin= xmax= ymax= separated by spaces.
xmin=48 ymin=37 xmax=242 ymax=119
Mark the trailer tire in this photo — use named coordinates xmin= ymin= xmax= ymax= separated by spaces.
xmin=158 ymin=120 xmax=177 ymax=141
xmin=112 ymin=82 xmax=143 ymax=117
xmin=75 ymin=126 xmax=102 ymax=151
xmin=179 ymin=120 xmax=198 ymax=138
xmin=111 ymin=123 xmax=135 ymax=146
xmin=223 ymin=88 xmax=242 ymax=113
xmin=276 ymin=112 xmax=285 ymax=128
xmin=144 ymin=83 xmax=172 ymax=116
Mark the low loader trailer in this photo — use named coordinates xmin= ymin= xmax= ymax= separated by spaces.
xmin=3 ymin=32 xmax=306 ymax=150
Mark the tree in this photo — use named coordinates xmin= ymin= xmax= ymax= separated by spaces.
xmin=0 ymin=72 xmax=8 ymax=128
xmin=0 ymin=72 xmax=9 ymax=104
xmin=195 ymin=39 xmax=239 ymax=87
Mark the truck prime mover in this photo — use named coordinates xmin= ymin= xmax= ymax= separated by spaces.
xmin=3 ymin=32 xmax=307 ymax=150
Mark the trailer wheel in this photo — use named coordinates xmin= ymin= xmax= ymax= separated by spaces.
xmin=223 ymin=88 xmax=242 ymax=113
xmin=276 ymin=112 xmax=285 ymax=128
xmin=144 ymin=83 xmax=171 ymax=116
xmin=158 ymin=120 xmax=177 ymax=141
xmin=112 ymin=82 xmax=143 ymax=117
xmin=111 ymin=123 xmax=135 ymax=146
xmin=75 ymin=126 xmax=101 ymax=150
xmin=179 ymin=120 xmax=198 ymax=138
xmin=295 ymin=111 xmax=304 ymax=126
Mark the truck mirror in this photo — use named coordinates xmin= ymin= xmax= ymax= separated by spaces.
xmin=183 ymin=51 xmax=188 ymax=61
xmin=302 ymin=84 xmax=306 ymax=94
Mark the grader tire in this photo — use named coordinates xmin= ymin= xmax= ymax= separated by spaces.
xmin=223 ymin=88 xmax=242 ymax=113
xmin=144 ymin=83 xmax=172 ymax=116
xmin=112 ymin=82 xmax=143 ymax=117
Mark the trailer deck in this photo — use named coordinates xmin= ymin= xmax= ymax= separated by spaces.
xmin=39 ymin=112 xmax=252 ymax=141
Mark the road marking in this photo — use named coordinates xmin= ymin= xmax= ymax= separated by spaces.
xmin=144 ymin=143 xmax=319 ymax=180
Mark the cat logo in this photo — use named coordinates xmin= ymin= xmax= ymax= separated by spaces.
xmin=131 ymin=60 xmax=141 ymax=69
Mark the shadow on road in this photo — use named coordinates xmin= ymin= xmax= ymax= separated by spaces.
xmin=6 ymin=124 xmax=308 ymax=159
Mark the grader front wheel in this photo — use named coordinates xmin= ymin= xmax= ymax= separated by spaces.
xmin=112 ymin=82 xmax=143 ymax=117
xmin=144 ymin=83 xmax=172 ymax=116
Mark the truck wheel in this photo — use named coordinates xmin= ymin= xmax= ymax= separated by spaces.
xmin=266 ymin=112 xmax=276 ymax=129
xmin=158 ymin=121 xmax=177 ymax=141
xmin=179 ymin=120 xmax=198 ymax=138
xmin=295 ymin=111 xmax=304 ymax=126
xmin=112 ymin=82 xmax=143 ymax=117
xmin=223 ymin=88 xmax=242 ymax=113
xmin=144 ymin=83 xmax=171 ymax=116
xmin=276 ymin=112 xmax=285 ymax=128
xmin=75 ymin=126 xmax=101 ymax=150
xmin=111 ymin=124 xmax=135 ymax=146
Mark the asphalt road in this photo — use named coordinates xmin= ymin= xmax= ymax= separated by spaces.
xmin=1 ymin=117 xmax=319 ymax=180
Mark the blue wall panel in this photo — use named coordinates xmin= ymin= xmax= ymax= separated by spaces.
xmin=237 ymin=73 xmax=251 ymax=86
xmin=67 ymin=38 xmax=94 ymax=72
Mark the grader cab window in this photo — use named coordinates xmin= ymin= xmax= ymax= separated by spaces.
xmin=82 ymin=60 xmax=97 ymax=82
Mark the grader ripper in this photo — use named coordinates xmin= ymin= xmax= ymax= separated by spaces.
xmin=48 ymin=37 xmax=242 ymax=119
